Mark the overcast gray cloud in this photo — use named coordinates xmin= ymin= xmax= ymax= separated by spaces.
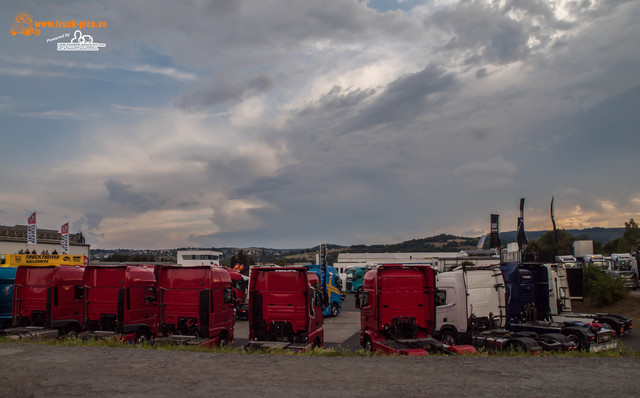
xmin=175 ymin=74 xmax=275 ymax=113
xmin=0 ymin=0 xmax=639 ymax=249
xmin=105 ymin=179 xmax=168 ymax=213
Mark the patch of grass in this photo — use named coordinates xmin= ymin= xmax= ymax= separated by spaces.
xmin=1 ymin=336 xmax=636 ymax=357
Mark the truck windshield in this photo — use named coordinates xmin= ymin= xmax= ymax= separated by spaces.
xmin=346 ymin=270 xmax=354 ymax=281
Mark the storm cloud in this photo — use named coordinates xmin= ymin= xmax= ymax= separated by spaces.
xmin=1 ymin=0 xmax=639 ymax=249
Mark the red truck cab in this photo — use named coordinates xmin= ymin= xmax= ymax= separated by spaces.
xmin=247 ymin=267 xmax=324 ymax=352
xmin=157 ymin=265 xmax=234 ymax=347
xmin=82 ymin=265 xmax=158 ymax=343
xmin=357 ymin=264 xmax=476 ymax=356
xmin=12 ymin=265 xmax=85 ymax=335
xmin=228 ymin=268 xmax=247 ymax=304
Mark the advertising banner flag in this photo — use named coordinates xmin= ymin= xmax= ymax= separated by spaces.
xmin=489 ymin=214 xmax=501 ymax=249
xmin=517 ymin=198 xmax=528 ymax=248
xmin=61 ymin=223 xmax=69 ymax=253
xmin=551 ymin=196 xmax=559 ymax=257
xmin=27 ymin=211 xmax=37 ymax=244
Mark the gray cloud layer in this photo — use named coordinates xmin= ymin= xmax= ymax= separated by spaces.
xmin=1 ymin=0 xmax=639 ymax=249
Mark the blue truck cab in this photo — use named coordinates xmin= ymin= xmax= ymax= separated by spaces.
xmin=303 ymin=264 xmax=344 ymax=317
xmin=0 ymin=267 xmax=17 ymax=329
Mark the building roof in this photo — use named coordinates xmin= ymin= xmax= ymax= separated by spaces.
xmin=0 ymin=225 xmax=87 ymax=246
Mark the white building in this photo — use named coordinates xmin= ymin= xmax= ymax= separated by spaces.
xmin=333 ymin=250 xmax=500 ymax=286
xmin=0 ymin=224 xmax=90 ymax=257
xmin=176 ymin=250 xmax=222 ymax=267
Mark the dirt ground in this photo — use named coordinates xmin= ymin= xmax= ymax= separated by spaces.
xmin=1 ymin=342 xmax=639 ymax=397
xmin=572 ymin=294 xmax=640 ymax=321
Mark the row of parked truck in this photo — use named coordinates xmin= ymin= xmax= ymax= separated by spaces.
xmin=353 ymin=261 xmax=630 ymax=355
xmin=0 ymin=262 xmax=347 ymax=352
xmin=2 ymin=264 xmax=239 ymax=346
xmin=1 ymin=259 xmax=631 ymax=356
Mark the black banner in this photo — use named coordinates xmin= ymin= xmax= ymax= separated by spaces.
xmin=551 ymin=196 xmax=558 ymax=258
xmin=490 ymin=214 xmax=501 ymax=249
xmin=517 ymin=198 xmax=528 ymax=248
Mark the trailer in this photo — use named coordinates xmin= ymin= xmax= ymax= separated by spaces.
xmin=246 ymin=267 xmax=324 ymax=352
xmin=2 ymin=265 xmax=85 ymax=340
xmin=80 ymin=265 xmax=158 ymax=343
xmin=435 ymin=265 xmax=570 ymax=353
xmin=356 ymin=264 xmax=476 ymax=356
xmin=155 ymin=265 xmax=234 ymax=347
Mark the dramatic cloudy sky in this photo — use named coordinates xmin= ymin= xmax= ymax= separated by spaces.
xmin=1 ymin=0 xmax=639 ymax=249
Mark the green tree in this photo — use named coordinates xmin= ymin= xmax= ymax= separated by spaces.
xmin=583 ymin=265 xmax=627 ymax=305
xmin=524 ymin=229 xmax=575 ymax=262
xmin=621 ymin=218 xmax=640 ymax=252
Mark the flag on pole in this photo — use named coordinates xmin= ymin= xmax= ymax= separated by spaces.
xmin=27 ymin=212 xmax=37 ymax=245
xmin=489 ymin=214 xmax=501 ymax=249
xmin=61 ymin=223 xmax=69 ymax=253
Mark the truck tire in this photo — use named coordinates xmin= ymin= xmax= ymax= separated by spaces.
xmin=440 ymin=330 xmax=458 ymax=345
xmin=218 ymin=332 xmax=229 ymax=348
xmin=65 ymin=324 xmax=80 ymax=338
xmin=363 ymin=335 xmax=372 ymax=352
xmin=330 ymin=303 xmax=339 ymax=317
xmin=136 ymin=329 xmax=150 ymax=344
xmin=564 ymin=332 xmax=583 ymax=350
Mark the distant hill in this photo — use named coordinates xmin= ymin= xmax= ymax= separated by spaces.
xmin=499 ymin=227 xmax=625 ymax=246
xmin=90 ymin=228 xmax=626 ymax=263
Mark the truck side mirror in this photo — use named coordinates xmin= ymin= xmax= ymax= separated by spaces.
xmin=355 ymin=293 xmax=360 ymax=309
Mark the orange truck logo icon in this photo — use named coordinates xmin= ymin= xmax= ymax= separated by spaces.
xmin=11 ymin=10 xmax=40 ymax=37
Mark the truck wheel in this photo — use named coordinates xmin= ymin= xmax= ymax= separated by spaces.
xmin=218 ymin=333 xmax=229 ymax=348
xmin=440 ymin=330 xmax=457 ymax=345
xmin=363 ymin=336 xmax=372 ymax=352
xmin=65 ymin=325 xmax=80 ymax=338
xmin=136 ymin=329 xmax=150 ymax=344
xmin=330 ymin=303 xmax=339 ymax=317
xmin=312 ymin=337 xmax=322 ymax=350
xmin=565 ymin=332 xmax=583 ymax=350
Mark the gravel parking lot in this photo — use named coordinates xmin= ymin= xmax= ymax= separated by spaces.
xmin=1 ymin=343 xmax=639 ymax=397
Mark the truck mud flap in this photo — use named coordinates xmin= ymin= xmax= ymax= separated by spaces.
xmin=199 ymin=289 xmax=210 ymax=338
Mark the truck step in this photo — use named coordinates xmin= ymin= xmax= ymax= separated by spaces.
xmin=1 ymin=327 xmax=59 ymax=341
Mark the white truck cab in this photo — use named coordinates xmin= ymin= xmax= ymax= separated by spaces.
xmin=435 ymin=266 xmax=506 ymax=343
